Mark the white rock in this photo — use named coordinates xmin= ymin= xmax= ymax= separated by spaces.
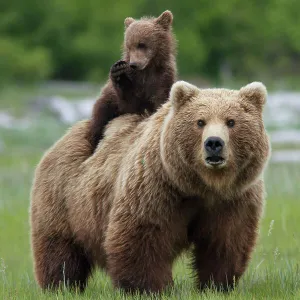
xmin=265 ymin=92 xmax=300 ymax=127
xmin=49 ymin=96 xmax=95 ymax=124
xmin=271 ymin=150 xmax=300 ymax=163
xmin=0 ymin=111 xmax=31 ymax=129
xmin=271 ymin=130 xmax=300 ymax=144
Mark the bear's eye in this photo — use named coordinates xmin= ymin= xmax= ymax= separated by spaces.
xmin=137 ymin=42 xmax=146 ymax=49
xmin=197 ymin=120 xmax=206 ymax=128
xmin=227 ymin=119 xmax=235 ymax=128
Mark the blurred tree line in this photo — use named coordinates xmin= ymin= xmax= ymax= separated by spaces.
xmin=1 ymin=0 xmax=300 ymax=85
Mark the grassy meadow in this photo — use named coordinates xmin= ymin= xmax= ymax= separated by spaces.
xmin=0 ymin=85 xmax=300 ymax=299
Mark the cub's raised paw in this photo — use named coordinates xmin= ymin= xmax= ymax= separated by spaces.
xmin=110 ymin=60 xmax=129 ymax=81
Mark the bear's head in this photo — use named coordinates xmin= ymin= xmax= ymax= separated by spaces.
xmin=123 ymin=10 xmax=175 ymax=70
xmin=161 ymin=81 xmax=270 ymax=197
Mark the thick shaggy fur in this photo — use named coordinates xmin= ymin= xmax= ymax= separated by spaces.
xmin=88 ymin=10 xmax=177 ymax=150
xmin=30 ymin=81 xmax=270 ymax=294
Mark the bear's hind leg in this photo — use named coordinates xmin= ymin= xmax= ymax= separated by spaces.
xmin=32 ymin=234 xmax=93 ymax=292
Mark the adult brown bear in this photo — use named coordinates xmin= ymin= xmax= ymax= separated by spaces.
xmin=30 ymin=81 xmax=270 ymax=294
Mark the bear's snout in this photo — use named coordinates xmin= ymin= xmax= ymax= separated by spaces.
xmin=204 ymin=136 xmax=226 ymax=167
xmin=204 ymin=136 xmax=224 ymax=155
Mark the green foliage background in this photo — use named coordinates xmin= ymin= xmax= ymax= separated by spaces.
xmin=1 ymin=0 xmax=300 ymax=84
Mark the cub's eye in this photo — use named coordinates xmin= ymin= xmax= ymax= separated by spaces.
xmin=227 ymin=119 xmax=235 ymax=128
xmin=137 ymin=42 xmax=146 ymax=49
xmin=197 ymin=120 xmax=206 ymax=128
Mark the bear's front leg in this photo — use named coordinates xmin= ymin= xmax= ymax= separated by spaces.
xmin=105 ymin=213 xmax=174 ymax=294
xmin=189 ymin=199 xmax=262 ymax=292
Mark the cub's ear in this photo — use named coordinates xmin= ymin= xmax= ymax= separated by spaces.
xmin=156 ymin=10 xmax=173 ymax=30
xmin=239 ymin=82 xmax=267 ymax=110
xmin=124 ymin=17 xmax=135 ymax=28
xmin=170 ymin=81 xmax=199 ymax=111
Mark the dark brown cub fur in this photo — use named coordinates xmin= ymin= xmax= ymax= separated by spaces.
xmin=88 ymin=10 xmax=177 ymax=150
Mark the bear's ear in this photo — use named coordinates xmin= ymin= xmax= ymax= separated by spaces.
xmin=170 ymin=81 xmax=199 ymax=111
xmin=239 ymin=82 xmax=267 ymax=110
xmin=155 ymin=10 xmax=173 ymax=30
xmin=124 ymin=17 xmax=135 ymax=29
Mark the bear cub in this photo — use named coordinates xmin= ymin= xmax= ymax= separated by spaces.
xmin=88 ymin=10 xmax=177 ymax=150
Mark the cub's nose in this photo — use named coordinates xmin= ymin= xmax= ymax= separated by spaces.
xmin=204 ymin=137 xmax=224 ymax=155
xmin=129 ymin=62 xmax=138 ymax=69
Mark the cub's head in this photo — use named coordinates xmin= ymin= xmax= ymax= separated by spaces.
xmin=161 ymin=81 xmax=270 ymax=195
xmin=123 ymin=10 xmax=175 ymax=70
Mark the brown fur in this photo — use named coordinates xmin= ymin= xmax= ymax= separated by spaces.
xmin=30 ymin=81 xmax=270 ymax=294
xmin=88 ymin=10 xmax=177 ymax=150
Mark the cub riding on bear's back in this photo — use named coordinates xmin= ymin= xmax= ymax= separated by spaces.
xmin=88 ymin=10 xmax=177 ymax=151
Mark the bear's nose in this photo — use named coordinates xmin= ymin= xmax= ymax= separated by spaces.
xmin=130 ymin=62 xmax=138 ymax=69
xmin=204 ymin=137 xmax=224 ymax=155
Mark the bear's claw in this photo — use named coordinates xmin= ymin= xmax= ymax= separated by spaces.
xmin=111 ymin=60 xmax=128 ymax=77
xmin=110 ymin=60 xmax=133 ymax=83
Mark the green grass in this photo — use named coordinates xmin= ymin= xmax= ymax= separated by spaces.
xmin=1 ymin=124 xmax=300 ymax=299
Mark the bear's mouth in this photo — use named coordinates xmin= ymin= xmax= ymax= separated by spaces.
xmin=205 ymin=156 xmax=225 ymax=166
